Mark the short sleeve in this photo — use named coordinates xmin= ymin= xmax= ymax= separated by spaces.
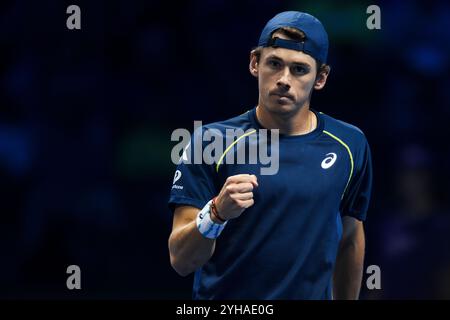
xmin=168 ymin=129 xmax=219 ymax=213
xmin=340 ymin=138 xmax=373 ymax=221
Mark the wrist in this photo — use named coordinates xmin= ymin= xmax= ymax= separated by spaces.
xmin=211 ymin=197 xmax=227 ymax=224
xmin=196 ymin=200 xmax=228 ymax=239
xmin=210 ymin=211 xmax=225 ymax=224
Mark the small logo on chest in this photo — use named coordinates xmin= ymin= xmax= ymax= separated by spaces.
xmin=321 ymin=153 xmax=337 ymax=169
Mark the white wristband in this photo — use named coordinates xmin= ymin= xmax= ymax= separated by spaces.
xmin=196 ymin=200 xmax=228 ymax=239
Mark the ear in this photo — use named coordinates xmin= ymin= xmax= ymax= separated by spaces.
xmin=249 ymin=50 xmax=259 ymax=78
xmin=314 ymin=65 xmax=331 ymax=90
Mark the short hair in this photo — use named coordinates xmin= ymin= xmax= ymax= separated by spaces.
xmin=252 ymin=26 xmax=330 ymax=76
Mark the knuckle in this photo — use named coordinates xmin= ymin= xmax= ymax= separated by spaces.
xmin=238 ymin=201 xmax=247 ymax=208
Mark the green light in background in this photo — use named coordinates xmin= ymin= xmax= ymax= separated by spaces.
xmin=287 ymin=0 xmax=382 ymax=46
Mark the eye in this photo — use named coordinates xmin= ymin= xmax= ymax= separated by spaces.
xmin=292 ymin=65 xmax=308 ymax=75
xmin=268 ymin=59 xmax=281 ymax=69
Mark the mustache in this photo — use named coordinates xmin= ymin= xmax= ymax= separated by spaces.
xmin=270 ymin=91 xmax=294 ymax=101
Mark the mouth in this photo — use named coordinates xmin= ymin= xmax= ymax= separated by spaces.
xmin=271 ymin=93 xmax=294 ymax=102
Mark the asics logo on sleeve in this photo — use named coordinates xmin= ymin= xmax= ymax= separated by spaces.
xmin=321 ymin=153 xmax=337 ymax=169
xmin=173 ymin=170 xmax=182 ymax=184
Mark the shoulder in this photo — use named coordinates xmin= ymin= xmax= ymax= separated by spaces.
xmin=319 ymin=111 xmax=369 ymax=151
xmin=192 ymin=109 xmax=255 ymax=142
xmin=202 ymin=109 xmax=254 ymax=133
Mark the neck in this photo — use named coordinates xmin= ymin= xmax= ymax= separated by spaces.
xmin=255 ymin=104 xmax=316 ymax=135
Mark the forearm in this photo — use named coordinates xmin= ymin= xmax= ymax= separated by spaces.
xmin=169 ymin=220 xmax=216 ymax=276
xmin=168 ymin=175 xmax=257 ymax=277
xmin=333 ymin=231 xmax=365 ymax=299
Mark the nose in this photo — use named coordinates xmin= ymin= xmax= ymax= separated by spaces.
xmin=276 ymin=67 xmax=291 ymax=91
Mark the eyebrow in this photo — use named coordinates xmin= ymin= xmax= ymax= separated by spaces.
xmin=265 ymin=54 xmax=312 ymax=68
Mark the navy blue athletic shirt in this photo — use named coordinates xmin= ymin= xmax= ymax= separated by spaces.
xmin=169 ymin=107 xmax=372 ymax=299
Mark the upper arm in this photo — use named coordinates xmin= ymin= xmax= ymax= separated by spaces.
xmin=340 ymin=137 xmax=372 ymax=221
xmin=168 ymin=128 xmax=219 ymax=214
xmin=340 ymin=216 xmax=365 ymax=248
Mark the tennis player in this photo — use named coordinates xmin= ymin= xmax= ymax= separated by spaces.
xmin=168 ymin=11 xmax=372 ymax=300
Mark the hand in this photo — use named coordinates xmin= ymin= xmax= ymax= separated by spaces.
xmin=214 ymin=174 xmax=258 ymax=221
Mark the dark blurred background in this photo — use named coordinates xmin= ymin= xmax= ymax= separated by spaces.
xmin=1 ymin=0 xmax=449 ymax=299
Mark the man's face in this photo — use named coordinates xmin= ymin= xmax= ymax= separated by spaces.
xmin=250 ymin=32 xmax=326 ymax=115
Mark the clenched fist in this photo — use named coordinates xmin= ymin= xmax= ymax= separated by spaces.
xmin=213 ymin=174 xmax=258 ymax=222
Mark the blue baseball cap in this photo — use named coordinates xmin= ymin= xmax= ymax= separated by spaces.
xmin=258 ymin=11 xmax=329 ymax=64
